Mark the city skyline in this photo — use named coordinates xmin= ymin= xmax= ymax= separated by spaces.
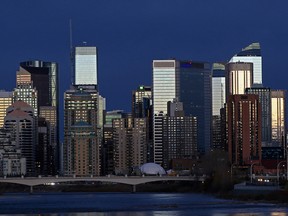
xmin=1 ymin=1 xmax=288 ymax=114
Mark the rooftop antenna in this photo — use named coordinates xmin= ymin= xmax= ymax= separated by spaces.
xmin=69 ymin=19 xmax=74 ymax=86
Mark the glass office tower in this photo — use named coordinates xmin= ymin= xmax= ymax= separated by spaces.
xmin=153 ymin=60 xmax=177 ymax=165
xmin=230 ymin=42 xmax=262 ymax=84
xmin=153 ymin=60 xmax=212 ymax=164
xmin=74 ymin=46 xmax=98 ymax=87
xmin=246 ymin=85 xmax=271 ymax=147
xmin=212 ymin=63 xmax=226 ymax=150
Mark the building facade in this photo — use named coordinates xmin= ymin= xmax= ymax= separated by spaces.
xmin=153 ymin=60 xmax=212 ymax=164
xmin=226 ymin=62 xmax=253 ymax=97
xmin=4 ymin=101 xmax=36 ymax=176
xmin=0 ymin=91 xmax=13 ymax=128
xmin=227 ymin=95 xmax=261 ymax=165
xmin=63 ymin=88 xmax=100 ymax=176
xmin=271 ymin=90 xmax=286 ymax=148
xmin=74 ymin=46 xmax=98 ymax=87
xmin=229 ymin=42 xmax=262 ymax=84
xmin=113 ymin=117 xmax=147 ymax=175
xmin=246 ymin=85 xmax=272 ymax=147
xmin=212 ymin=63 xmax=226 ymax=150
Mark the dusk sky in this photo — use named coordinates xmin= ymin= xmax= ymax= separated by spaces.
xmin=1 ymin=0 xmax=288 ymax=113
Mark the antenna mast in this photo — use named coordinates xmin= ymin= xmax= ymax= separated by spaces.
xmin=69 ymin=19 xmax=74 ymax=86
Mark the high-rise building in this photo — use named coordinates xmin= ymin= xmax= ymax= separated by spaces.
xmin=162 ymin=100 xmax=197 ymax=169
xmin=153 ymin=60 xmax=211 ymax=164
xmin=229 ymin=42 xmax=262 ymax=84
xmin=113 ymin=116 xmax=147 ymax=175
xmin=102 ymin=110 xmax=125 ymax=175
xmin=19 ymin=61 xmax=58 ymax=108
xmin=74 ymin=46 xmax=98 ymax=88
xmin=18 ymin=60 xmax=59 ymax=174
xmin=13 ymin=67 xmax=38 ymax=116
xmin=132 ymin=85 xmax=152 ymax=118
xmin=227 ymin=95 xmax=261 ymax=165
xmin=246 ymin=85 xmax=271 ymax=147
xmin=226 ymin=62 xmax=253 ymax=97
xmin=271 ymin=90 xmax=286 ymax=148
xmin=132 ymin=85 xmax=153 ymax=162
xmin=212 ymin=63 xmax=226 ymax=150
xmin=63 ymin=88 xmax=100 ymax=176
xmin=0 ymin=91 xmax=13 ymax=128
xmin=0 ymin=128 xmax=26 ymax=176
xmin=4 ymin=101 xmax=36 ymax=176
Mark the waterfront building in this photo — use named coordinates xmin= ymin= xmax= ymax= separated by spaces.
xmin=63 ymin=88 xmax=100 ymax=176
xmin=162 ymin=99 xmax=197 ymax=169
xmin=212 ymin=63 xmax=226 ymax=150
xmin=226 ymin=62 xmax=253 ymax=97
xmin=229 ymin=42 xmax=262 ymax=84
xmin=270 ymin=90 xmax=286 ymax=148
xmin=0 ymin=91 xmax=13 ymax=128
xmin=4 ymin=101 xmax=36 ymax=176
xmin=227 ymin=94 xmax=261 ymax=165
xmin=113 ymin=116 xmax=147 ymax=175
xmin=246 ymin=85 xmax=271 ymax=147
xmin=153 ymin=60 xmax=211 ymax=164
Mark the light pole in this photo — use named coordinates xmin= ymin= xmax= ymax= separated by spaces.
xmin=250 ymin=162 xmax=258 ymax=184
xmin=277 ymin=161 xmax=286 ymax=186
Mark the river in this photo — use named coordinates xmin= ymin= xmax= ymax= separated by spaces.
xmin=0 ymin=192 xmax=286 ymax=215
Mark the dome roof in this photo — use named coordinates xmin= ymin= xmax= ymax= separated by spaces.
xmin=140 ymin=163 xmax=166 ymax=175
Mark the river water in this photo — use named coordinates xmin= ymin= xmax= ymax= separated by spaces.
xmin=0 ymin=192 xmax=286 ymax=216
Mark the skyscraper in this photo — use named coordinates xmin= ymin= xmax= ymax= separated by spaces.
xmin=227 ymin=95 xmax=261 ymax=165
xmin=113 ymin=116 xmax=147 ymax=175
xmin=271 ymin=90 xmax=286 ymax=148
xmin=212 ymin=63 xmax=226 ymax=150
xmin=13 ymin=67 xmax=38 ymax=116
xmin=74 ymin=46 xmax=98 ymax=88
xmin=153 ymin=60 xmax=212 ymax=164
xmin=162 ymin=100 xmax=197 ymax=169
xmin=4 ymin=101 xmax=36 ymax=176
xmin=226 ymin=62 xmax=253 ymax=97
xmin=63 ymin=88 xmax=100 ymax=176
xmin=132 ymin=85 xmax=153 ymax=162
xmin=246 ymin=85 xmax=271 ymax=147
xmin=64 ymin=45 xmax=100 ymax=176
xmin=229 ymin=42 xmax=262 ymax=84
xmin=19 ymin=60 xmax=59 ymax=174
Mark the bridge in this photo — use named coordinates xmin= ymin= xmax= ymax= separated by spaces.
xmin=0 ymin=175 xmax=206 ymax=193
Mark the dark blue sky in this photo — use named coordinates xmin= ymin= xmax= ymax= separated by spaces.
xmin=1 ymin=0 xmax=288 ymax=112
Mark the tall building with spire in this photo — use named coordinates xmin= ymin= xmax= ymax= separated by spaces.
xmin=229 ymin=42 xmax=262 ymax=84
xmin=64 ymin=45 xmax=101 ymax=176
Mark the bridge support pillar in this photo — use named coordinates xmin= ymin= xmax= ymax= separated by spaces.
xmin=30 ymin=186 xmax=33 ymax=194
xmin=132 ymin=185 xmax=136 ymax=193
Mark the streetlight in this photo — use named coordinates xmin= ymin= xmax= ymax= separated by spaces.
xmin=250 ymin=162 xmax=258 ymax=184
xmin=277 ymin=161 xmax=286 ymax=186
